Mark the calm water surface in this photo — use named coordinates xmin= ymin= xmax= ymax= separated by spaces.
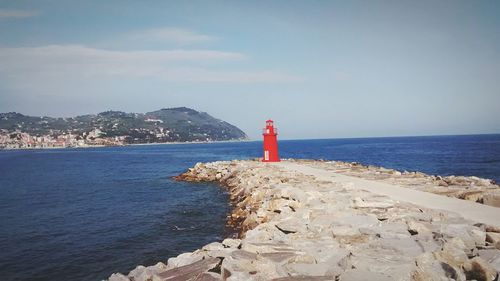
xmin=0 ymin=134 xmax=499 ymax=281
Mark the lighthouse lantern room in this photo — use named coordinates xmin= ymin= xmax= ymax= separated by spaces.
xmin=262 ymin=119 xmax=280 ymax=162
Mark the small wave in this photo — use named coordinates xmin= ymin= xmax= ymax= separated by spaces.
xmin=479 ymin=159 xmax=500 ymax=164
xmin=172 ymin=225 xmax=196 ymax=231
xmin=172 ymin=225 xmax=186 ymax=231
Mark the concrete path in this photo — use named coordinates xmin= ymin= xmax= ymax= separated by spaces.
xmin=276 ymin=161 xmax=500 ymax=227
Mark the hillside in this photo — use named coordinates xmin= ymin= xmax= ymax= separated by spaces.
xmin=0 ymin=107 xmax=247 ymax=148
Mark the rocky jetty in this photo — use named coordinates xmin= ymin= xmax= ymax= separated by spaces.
xmin=109 ymin=159 xmax=500 ymax=281
xmin=300 ymin=160 xmax=500 ymax=207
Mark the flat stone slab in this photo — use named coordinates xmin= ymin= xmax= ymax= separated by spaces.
xmin=276 ymin=162 xmax=500 ymax=227
xmin=158 ymin=257 xmax=220 ymax=280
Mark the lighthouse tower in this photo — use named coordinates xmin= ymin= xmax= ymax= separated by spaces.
xmin=262 ymin=119 xmax=280 ymax=162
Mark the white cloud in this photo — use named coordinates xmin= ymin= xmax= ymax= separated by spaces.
xmin=0 ymin=44 xmax=245 ymax=64
xmin=0 ymin=9 xmax=39 ymax=19
xmin=0 ymin=45 xmax=300 ymax=83
xmin=159 ymin=68 xmax=301 ymax=83
xmin=127 ymin=27 xmax=217 ymax=45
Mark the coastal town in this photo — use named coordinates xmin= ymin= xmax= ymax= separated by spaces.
xmin=0 ymin=129 xmax=126 ymax=149
xmin=0 ymin=108 xmax=247 ymax=149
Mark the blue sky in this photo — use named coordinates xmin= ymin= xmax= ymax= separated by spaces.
xmin=0 ymin=1 xmax=499 ymax=139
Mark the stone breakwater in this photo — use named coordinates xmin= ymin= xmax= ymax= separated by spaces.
xmin=299 ymin=160 xmax=500 ymax=207
xmin=109 ymin=159 xmax=500 ymax=281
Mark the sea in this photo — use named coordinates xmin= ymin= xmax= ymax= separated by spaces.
xmin=0 ymin=134 xmax=499 ymax=281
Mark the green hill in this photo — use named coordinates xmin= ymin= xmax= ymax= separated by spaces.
xmin=0 ymin=107 xmax=247 ymax=144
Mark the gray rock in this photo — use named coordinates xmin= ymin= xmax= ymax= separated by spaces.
xmin=260 ymin=252 xmax=298 ymax=263
xmin=340 ymin=269 xmax=393 ymax=281
xmin=436 ymin=238 xmax=468 ymax=268
xmin=413 ymin=252 xmax=465 ymax=281
xmin=441 ymin=224 xmax=486 ymax=249
xmin=477 ymin=249 xmax=500 ymax=272
xmin=110 ymin=159 xmax=500 ymax=281
xmin=284 ymin=263 xmax=340 ymax=277
xmin=359 ymin=222 xmax=410 ymax=239
xmin=194 ymin=272 xmax=221 ymax=281
xmin=158 ymin=257 xmax=221 ymax=280
xmin=377 ymin=237 xmax=424 ymax=257
xmin=352 ymin=197 xmax=395 ymax=209
xmin=333 ymin=213 xmax=379 ymax=229
xmin=230 ymin=249 xmax=258 ymax=260
xmin=486 ymin=232 xmax=500 ymax=249
xmin=331 ymin=225 xmax=360 ymax=236
xmin=275 ymin=218 xmax=307 ymax=234
xmin=271 ymin=276 xmax=334 ymax=281
xmin=128 ymin=266 xmax=163 ymax=281
xmin=483 ymin=192 xmax=500 ymax=207
xmin=463 ymin=257 xmax=498 ymax=281
xmin=406 ymin=220 xmax=432 ymax=236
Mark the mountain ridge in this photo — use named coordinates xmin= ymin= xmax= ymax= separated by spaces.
xmin=0 ymin=107 xmax=247 ymax=149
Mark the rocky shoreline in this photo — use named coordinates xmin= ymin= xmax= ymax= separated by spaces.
xmin=108 ymin=159 xmax=500 ymax=281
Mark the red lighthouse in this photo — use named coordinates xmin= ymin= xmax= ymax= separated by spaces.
xmin=262 ymin=119 xmax=280 ymax=162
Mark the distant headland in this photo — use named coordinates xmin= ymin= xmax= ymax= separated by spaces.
xmin=0 ymin=107 xmax=247 ymax=149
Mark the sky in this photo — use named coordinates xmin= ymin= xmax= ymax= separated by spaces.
xmin=0 ymin=0 xmax=499 ymax=140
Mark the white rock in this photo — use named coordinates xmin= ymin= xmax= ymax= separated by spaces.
xmin=285 ymin=262 xmax=339 ymax=277
xmin=359 ymin=222 xmax=410 ymax=239
xmin=333 ymin=213 xmax=379 ymax=229
xmin=202 ymin=242 xmax=225 ymax=251
xmin=406 ymin=220 xmax=432 ymax=236
xmin=108 ymin=273 xmax=129 ymax=281
xmin=127 ymin=265 xmax=146 ymax=280
xmin=166 ymin=252 xmax=203 ymax=269
xmin=331 ymin=225 xmax=360 ymax=236
xmin=222 ymin=238 xmax=241 ymax=249
xmin=352 ymin=197 xmax=395 ymax=209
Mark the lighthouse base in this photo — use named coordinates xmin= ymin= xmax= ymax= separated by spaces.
xmin=262 ymin=159 xmax=281 ymax=162
xmin=262 ymin=149 xmax=280 ymax=162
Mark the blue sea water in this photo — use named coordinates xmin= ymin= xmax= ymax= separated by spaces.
xmin=0 ymin=134 xmax=499 ymax=281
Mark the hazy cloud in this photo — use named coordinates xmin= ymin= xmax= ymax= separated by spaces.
xmin=157 ymin=68 xmax=301 ymax=83
xmin=0 ymin=9 xmax=39 ymax=19
xmin=332 ymin=71 xmax=351 ymax=81
xmin=127 ymin=27 xmax=217 ymax=45
xmin=0 ymin=45 xmax=299 ymax=83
